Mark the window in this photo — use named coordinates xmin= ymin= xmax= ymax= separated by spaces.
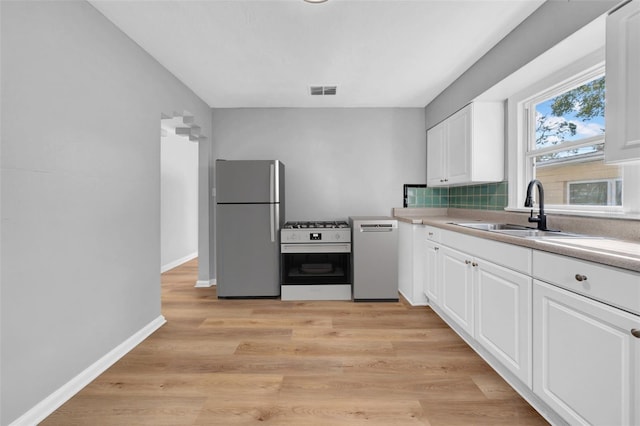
xmin=508 ymin=51 xmax=638 ymax=217
xmin=523 ymin=68 xmax=624 ymax=211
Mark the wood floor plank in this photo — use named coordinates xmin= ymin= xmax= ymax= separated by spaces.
xmin=43 ymin=395 xmax=207 ymax=426
xmin=194 ymin=398 xmax=427 ymax=425
xmin=420 ymin=399 xmax=545 ymax=426
xmin=41 ymin=258 xmax=548 ymax=425
xmin=278 ymin=374 xmax=489 ymax=402
xmin=199 ymin=317 xmax=332 ymax=329
xmin=292 ymin=326 xmax=459 ymax=342
xmin=233 ymin=339 xmax=395 ymax=357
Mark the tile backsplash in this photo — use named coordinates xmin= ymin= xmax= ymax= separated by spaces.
xmin=406 ymin=181 xmax=508 ymax=210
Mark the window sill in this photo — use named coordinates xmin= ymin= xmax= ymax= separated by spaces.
xmin=505 ymin=207 xmax=640 ymax=221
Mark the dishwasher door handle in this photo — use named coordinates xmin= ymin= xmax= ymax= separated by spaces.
xmin=359 ymin=224 xmax=395 ymax=232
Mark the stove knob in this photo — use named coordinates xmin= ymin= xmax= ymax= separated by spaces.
xmin=334 ymin=233 xmax=341 ymax=240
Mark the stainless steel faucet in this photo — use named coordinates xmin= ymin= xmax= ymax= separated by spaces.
xmin=524 ymin=179 xmax=548 ymax=231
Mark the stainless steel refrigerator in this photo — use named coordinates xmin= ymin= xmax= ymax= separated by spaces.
xmin=215 ymin=159 xmax=285 ymax=297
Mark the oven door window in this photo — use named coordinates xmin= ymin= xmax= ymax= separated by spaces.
xmin=281 ymin=252 xmax=351 ymax=285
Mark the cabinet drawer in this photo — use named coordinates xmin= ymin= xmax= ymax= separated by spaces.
xmin=424 ymin=225 xmax=441 ymax=242
xmin=533 ymin=250 xmax=640 ymax=315
xmin=442 ymin=230 xmax=531 ymax=274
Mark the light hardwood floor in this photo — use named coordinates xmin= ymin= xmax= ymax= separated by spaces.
xmin=42 ymin=258 xmax=548 ymax=425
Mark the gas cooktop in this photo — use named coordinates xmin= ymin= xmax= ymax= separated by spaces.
xmin=283 ymin=221 xmax=349 ymax=229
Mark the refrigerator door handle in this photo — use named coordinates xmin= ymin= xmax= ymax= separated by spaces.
xmin=269 ymin=163 xmax=275 ymax=204
xmin=270 ymin=203 xmax=275 ymax=242
xmin=274 ymin=204 xmax=280 ymax=242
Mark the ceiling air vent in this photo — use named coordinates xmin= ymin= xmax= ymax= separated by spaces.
xmin=310 ymin=85 xmax=337 ymax=96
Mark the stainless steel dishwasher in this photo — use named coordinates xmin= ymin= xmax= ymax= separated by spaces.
xmin=349 ymin=216 xmax=399 ymax=302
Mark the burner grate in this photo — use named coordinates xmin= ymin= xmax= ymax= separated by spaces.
xmin=283 ymin=220 xmax=349 ymax=229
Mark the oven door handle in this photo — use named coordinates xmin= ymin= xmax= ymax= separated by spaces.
xmin=280 ymin=243 xmax=351 ymax=253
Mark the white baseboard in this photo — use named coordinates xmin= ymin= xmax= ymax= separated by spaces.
xmin=161 ymin=251 xmax=197 ymax=273
xmin=195 ymin=278 xmax=216 ymax=288
xmin=10 ymin=315 xmax=166 ymax=426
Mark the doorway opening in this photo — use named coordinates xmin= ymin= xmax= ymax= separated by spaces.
xmin=160 ymin=111 xmax=203 ymax=273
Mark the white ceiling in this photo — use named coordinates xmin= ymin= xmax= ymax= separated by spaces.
xmin=90 ymin=0 xmax=545 ymax=108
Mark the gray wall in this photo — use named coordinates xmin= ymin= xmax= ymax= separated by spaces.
xmin=212 ymin=108 xmax=426 ymax=222
xmin=425 ymin=0 xmax=619 ymax=129
xmin=0 ymin=1 xmax=211 ymax=424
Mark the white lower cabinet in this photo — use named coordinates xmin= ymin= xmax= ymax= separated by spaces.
xmin=440 ymin=245 xmax=474 ymax=335
xmin=533 ymin=280 xmax=640 ymax=426
xmin=475 ymin=261 xmax=532 ymax=386
xmin=420 ymin=226 xmax=639 ymax=425
xmin=398 ymin=222 xmax=428 ymax=306
xmin=437 ymin=236 xmax=532 ymax=386
xmin=423 ymin=239 xmax=441 ymax=303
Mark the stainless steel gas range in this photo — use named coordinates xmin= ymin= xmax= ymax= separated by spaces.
xmin=280 ymin=221 xmax=352 ymax=301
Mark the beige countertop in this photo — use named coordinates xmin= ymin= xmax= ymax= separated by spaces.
xmin=393 ymin=208 xmax=640 ymax=273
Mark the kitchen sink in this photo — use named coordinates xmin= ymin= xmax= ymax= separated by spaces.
xmin=451 ymin=222 xmax=586 ymax=239
xmin=453 ymin=223 xmax=530 ymax=231
xmin=493 ymin=229 xmax=584 ymax=238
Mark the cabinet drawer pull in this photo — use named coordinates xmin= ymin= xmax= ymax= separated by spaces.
xmin=575 ymin=274 xmax=588 ymax=282
xmin=434 ymin=247 xmax=439 ymax=251
xmin=632 ymin=329 xmax=640 ymax=338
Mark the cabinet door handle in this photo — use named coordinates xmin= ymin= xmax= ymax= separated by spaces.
xmin=428 ymin=232 xmax=434 ymax=236
xmin=465 ymin=260 xmax=471 ymax=265
xmin=434 ymin=247 xmax=439 ymax=251
xmin=472 ymin=262 xmax=478 ymax=267
xmin=575 ymin=274 xmax=588 ymax=282
xmin=631 ymin=329 xmax=640 ymax=338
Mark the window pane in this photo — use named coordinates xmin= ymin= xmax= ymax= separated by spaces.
xmin=535 ymin=76 xmax=605 ymax=150
xmin=535 ymin=143 xmax=603 ymax=165
xmin=569 ymin=182 xmax=608 ymax=205
xmin=534 ymin=158 xmax=622 ymax=206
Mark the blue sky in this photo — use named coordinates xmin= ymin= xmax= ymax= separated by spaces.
xmin=536 ymin=97 xmax=605 ymax=145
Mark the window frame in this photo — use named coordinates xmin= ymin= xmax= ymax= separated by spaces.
xmin=506 ymin=48 xmax=638 ymax=217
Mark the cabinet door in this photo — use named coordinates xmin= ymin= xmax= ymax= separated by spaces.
xmin=397 ymin=221 xmax=414 ymax=300
xmin=605 ymin=0 xmax=640 ymax=163
xmin=446 ymin=105 xmax=472 ymax=184
xmin=427 ymin=121 xmax=447 ymax=186
xmin=440 ymin=246 xmax=473 ymax=335
xmin=533 ymin=280 xmax=640 ymax=425
xmin=475 ymin=261 xmax=532 ymax=386
xmin=423 ymin=240 xmax=440 ymax=304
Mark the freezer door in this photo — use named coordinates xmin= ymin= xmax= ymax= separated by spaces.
xmin=216 ymin=160 xmax=284 ymax=204
xmin=216 ymin=203 xmax=281 ymax=297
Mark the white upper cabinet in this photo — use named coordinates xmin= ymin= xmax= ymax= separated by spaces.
xmin=426 ymin=121 xmax=447 ymax=186
xmin=605 ymin=0 xmax=640 ymax=163
xmin=426 ymin=102 xmax=504 ymax=187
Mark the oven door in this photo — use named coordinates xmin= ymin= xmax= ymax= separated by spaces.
xmin=281 ymin=243 xmax=351 ymax=285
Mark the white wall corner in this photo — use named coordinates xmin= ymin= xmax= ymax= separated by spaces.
xmin=9 ymin=315 xmax=167 ymax=426
xmin=195 ymin=279 xmax=216 ymax=288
